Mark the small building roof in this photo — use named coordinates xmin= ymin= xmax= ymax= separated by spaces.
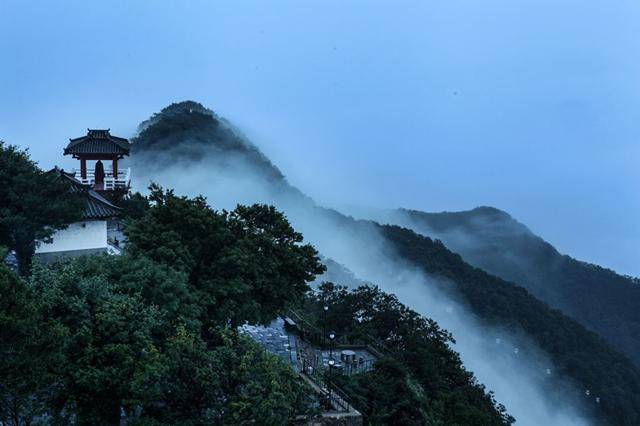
xmin=84 ymin=190 xmax=122 ymax=219
xmin=57 ymin=170 xmax=122 ymax=219
xmin=64 ymin=129 xmax=131 ymax=157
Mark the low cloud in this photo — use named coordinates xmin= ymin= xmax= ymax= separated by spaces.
xmin=131 ymin=142 xmax=591 ymax=425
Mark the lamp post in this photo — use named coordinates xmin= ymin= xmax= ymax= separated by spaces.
xmin=329 ymin=331 xmax=336 ymax=361
xmin=322 ymin=305 xmax=328 ymax=348
xmin=327 ymin=359 xmax=335 ymax=409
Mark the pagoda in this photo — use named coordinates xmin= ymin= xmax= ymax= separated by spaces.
xmin=64 ymin=129 xmax=131 ymax=191
xmin=34 ymin=129 xmax=132 ymax=261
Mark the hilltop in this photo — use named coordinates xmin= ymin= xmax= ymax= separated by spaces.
xmin=130 ymin=101 xmax=640 ymax=425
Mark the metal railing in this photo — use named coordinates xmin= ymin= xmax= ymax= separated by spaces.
xmin=318 ymin=381 xmax=353 ymax=412
xmin=299 ymin=367 xmax=354 ymax=413
xmin=73 ymin=168 xmax=131 ymax=190
xmin=285 ymin=308 xmax=397 ymax=416
xmin=286 ymin=308 xmax=397 ymax=359
xmin=298 ymin=346 xmax=375 ymax=377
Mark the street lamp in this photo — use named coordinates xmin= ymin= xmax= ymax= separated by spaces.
xmin=322 ymin=305 xmax=329 ymax=348
xmin=329 ymin=331 xmax=336 ymax=360
xmin=327 ymin=359 xmax=335 ymax=409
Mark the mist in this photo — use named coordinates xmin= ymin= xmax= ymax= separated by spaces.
xmin=2 ymin=0 xmax=638 ymax=277
xmin=132 ymin=145 xmax=592 ymax=425
xmin=2 ymin=1 xmax=637 ymax=423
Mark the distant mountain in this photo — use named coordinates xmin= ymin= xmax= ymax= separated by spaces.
xmin=377 ymin=207 xmax=640 ymax=367
xmin=131 ymin=101 xmax=640 ymax=425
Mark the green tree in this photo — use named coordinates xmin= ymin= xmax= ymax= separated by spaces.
xmin=29 ymin=260 xmax=166 ymax=425
xmin=337 ymin=357 xmax=432 ymax=425
xmin=64 ymin=254 xmax=201 ymax=334
xmin=22 ymin=254 xmax=314 ymax=425
xmin=137 ymin=326 xmax=223 ymax=424
xmin=120 ymin=191 xmax=150 ymax=220
xmin=0 ymin=142 xmax=83 ymax=275
xmin=125 ymin=185 xmax=325 ymax=331
xmin=214 ymin=332 xmax=313 ymax=423
xmin=305 ymin=283 xmax=514 ymax=426
xmin=1 ymin=178 xmax=324 ymax=423
xmin=0 ymin=261 xmax=65 ymax=426
xmin=138 ymin=327 xmax=313 ymax=425
xmin=380 ymin=224 xmax=640 ymax=425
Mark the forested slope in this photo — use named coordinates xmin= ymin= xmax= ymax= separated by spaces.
xmin=379 ymin=224 xmax=640 ymax=425
xmin=130 ymin=101 xmax=640 ymax=425
xmin=388 ymin=207 xmax=640 ymax=366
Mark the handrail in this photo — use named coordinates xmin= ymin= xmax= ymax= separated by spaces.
xmin=287 ymin=306 xmax=392 ymax=416
xmin=300 ymin=370 xmax=353 ymax=413
xmin=73 ymin=168 xmax=130 ymax=177
xmin=72 ymin=168 xmax=131 ymax=190
xmin=286 ymin=308 xmax=398 ymax=358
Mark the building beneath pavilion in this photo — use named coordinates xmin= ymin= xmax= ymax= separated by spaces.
xmin=64 ymin=129 xmax=131 ymax=192
xmin=35 ymin=170 xmax=125 ymax=261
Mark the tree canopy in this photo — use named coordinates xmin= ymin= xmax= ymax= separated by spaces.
xmin=0 ymin=142 xmax=83 ymax=275
xmin=380 ymin=224 xmax=640 ymax=425
xmin=0 ymin=260 xmax=65 ymax=425
xmin=0 ymin=186 xmax=325 ymax=424
xmin=396 ymin=207 xmax=640 ymax=369
xmin=125 ymin=185 xmax=325 ymax=330
xmin=303 ymin=283 xmax=514 ymax=426
xmin=1 ymin=250 xmax=316 ymax=424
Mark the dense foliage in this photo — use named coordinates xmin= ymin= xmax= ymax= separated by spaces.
xmin=303 ymin=283 xmax=514 ymax=426
xmin=132 ymin=102 xmax=285 ymax=184
xmin=0 ymin=253 xmax=66 ymax=424
xmin=125 ymin=184 xmax=325 ymax=331
xmin=5 ymin=100 xmax=638 ymax=424
xmin=380 ymin=224 xmax=640 ymax=425
xmin=395 ymin=207 xmax=640 ymax=367
xmin=119 ymin=191 xmax=150 ymax=220
xmin=4 ymin=259 xmax=313 ymax=425
xmin=0 ymin=187 xmax=324 ymax=425
xmin=0 ymin=142 xmax=83 ymax=275
xmin=131 ymin=100 xmax=640 ymax=425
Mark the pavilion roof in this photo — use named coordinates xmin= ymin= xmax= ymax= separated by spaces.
xmin=64 ymin=129 xmax=131 ymax=157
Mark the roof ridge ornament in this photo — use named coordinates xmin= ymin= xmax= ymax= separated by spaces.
xmin=87 ymin=129 xmax=111 ymax=138
xmin=64 ymin=129 xmax=131 ymax=157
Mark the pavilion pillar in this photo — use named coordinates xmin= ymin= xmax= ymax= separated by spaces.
xmin=112 ymin=158 xmax=118 ymax=178
xmin=80 ymin=158 xmax=87 ymax=179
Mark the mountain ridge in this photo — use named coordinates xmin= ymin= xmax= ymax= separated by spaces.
xmin=130 ymin=100 xmax=640 ymax=425
xmin=382 ymin=206 xmax=640 ymax=366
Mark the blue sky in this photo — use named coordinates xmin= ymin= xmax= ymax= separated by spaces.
xmin=1 ymin=1 xmax=638 ymax=275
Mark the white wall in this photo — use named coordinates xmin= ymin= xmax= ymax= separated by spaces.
xmin=36 ymin=220 xmax=107 ymax=253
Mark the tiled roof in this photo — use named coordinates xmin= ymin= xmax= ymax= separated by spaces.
xmin=58 ymin=170 xmax=122 ymax=219
xmin=84 ymin=190 xmax=121 ymax=219
xmin=64 ymin=129 xmax=131 ymax=156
